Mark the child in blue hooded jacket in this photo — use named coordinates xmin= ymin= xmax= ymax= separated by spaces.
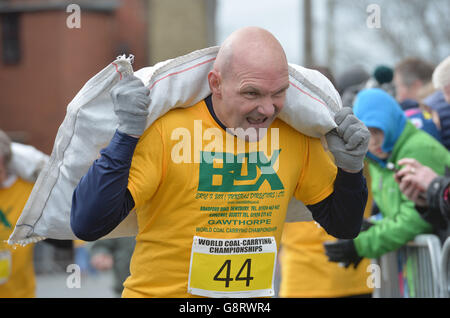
xmin=324 ymin=88 xmax=450 ymax=267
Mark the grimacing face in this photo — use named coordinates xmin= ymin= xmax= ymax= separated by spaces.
xmin=213 ymin=64 xmax=290 ymax=141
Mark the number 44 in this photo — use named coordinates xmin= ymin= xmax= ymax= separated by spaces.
xmin=214 ymin=259 xmax=254 ymax=288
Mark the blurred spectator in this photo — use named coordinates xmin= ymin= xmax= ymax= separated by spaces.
xmin=335 ymin=65 xmax=370 ymax=106
xmin=394 ymin=158 xmax=450 ymax=242
xmin=324 ymin=88 xmax=450 ymax=267
xmin=0 ymin=130 xmax=35 ymax=297
xmin=432 ymin=56 xmax=450 ymax=104
xmin=88 ymin=237 xmax=136 ymax=297
xmin=399 ymin=99 xmax=442 ymax=142
xmin=417 ymin=82 xmax=436 ymax=102
xmin=336 ymin=65 xmax=369 ymax=95
xmin=280 ymin=167 xmax=374 ymax=298
xmin=33 ymin=239 xmax=74 ymax=275
xmin=423 ymin=91 xmax=450 ymax=150
xmin=73 ymin=240 xmax=96 ymax=276
xmin=337 ymin=64 xmax=396 ymax=107
xmin=393 ymin=57 xmax=434 ymax=103
xmin=423 ymin=57 xmax=450 ymax=150
xmin=423 ymin=56 xmax=450 ymax=150
xmin=365 ymin=65 xmax=396 ymax=98
xmin=279 ymin=67 xmax=373 ymax=298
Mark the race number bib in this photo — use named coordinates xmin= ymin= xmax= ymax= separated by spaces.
xmin=188 ymin=236 xmax=277 ymax=298
xmin=0 ymin=250 xmax=12 ymax=285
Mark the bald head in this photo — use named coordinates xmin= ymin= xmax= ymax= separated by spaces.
xmin=214 ymin=27 xmax=288 ymax=79
xmin=207 ymin=27 xmax=290 ymax=141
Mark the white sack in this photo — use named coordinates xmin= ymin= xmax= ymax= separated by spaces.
xmin=9 ymin=142 xmax=50 ymax=183
xmin=9 ymin=46 xmax=341 ymax=246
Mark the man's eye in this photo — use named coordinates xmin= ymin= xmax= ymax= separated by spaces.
xmin=273 ymin=92 xmax=285 ymax=98
xmin=245 ymin=92 xmax=258 ymax=97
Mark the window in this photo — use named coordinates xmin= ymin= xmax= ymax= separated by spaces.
xmin=1 ymin=13 xmax=21 ymax=65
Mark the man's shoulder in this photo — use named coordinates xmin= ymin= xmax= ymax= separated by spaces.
xmin=146 ymin=102 xmax=315 ymax=145
xmin=152 ymin=100 xmax=209 ymax=128
xmin=271 ymin=118 xmax=314 ymax=140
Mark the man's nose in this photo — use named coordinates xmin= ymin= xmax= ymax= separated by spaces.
xmin=257 ymin=97 xmax=276 ymax=117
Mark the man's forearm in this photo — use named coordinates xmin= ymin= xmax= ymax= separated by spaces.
xmin=71 ymin=130 xmax=137 ymax=241
xmin=307 ymin=168 xmax=367 ymax=239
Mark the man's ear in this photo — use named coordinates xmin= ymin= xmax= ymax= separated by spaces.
xmin=208 ymin=70 xmax=222 ymax=98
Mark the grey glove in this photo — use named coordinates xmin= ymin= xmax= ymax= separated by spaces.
xmin=325 ymin=107 xmax=369 ymax=172
xmin=110 ymin=74 xmax=151 ymax=137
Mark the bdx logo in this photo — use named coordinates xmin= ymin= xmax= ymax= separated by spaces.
xmin=197 ymin=150 xmax=284 ymax=192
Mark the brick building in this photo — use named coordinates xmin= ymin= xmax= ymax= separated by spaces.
xmin=0 ymin=0 xmax=216 ymax=154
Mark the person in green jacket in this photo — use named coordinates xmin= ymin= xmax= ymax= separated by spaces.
xmin=324 ymin=88 xmax=450 ymax=267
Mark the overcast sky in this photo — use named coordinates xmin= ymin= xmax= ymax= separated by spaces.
xmin=215 ymin=0 xmax=343 ymax=72
xmin=215 ymin=0 xmax=303 ymax=64
xmin=215 ymin=0 xmax=450 ymax=78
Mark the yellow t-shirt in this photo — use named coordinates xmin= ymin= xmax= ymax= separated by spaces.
xmin=0 ymin=176 xmax=35 ymax=298
xmin=279 ymin=164 xmax=373 ymax=298
xmin=123 ymin=99 xmax=337 ymax=297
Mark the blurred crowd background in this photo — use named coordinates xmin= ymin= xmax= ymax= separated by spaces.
xmin=0 ymin=0 xmax=449 ymax=298
xmin=1 ymin=0 xmax=449 ymax=154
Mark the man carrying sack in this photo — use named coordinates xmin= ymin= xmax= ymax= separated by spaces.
xmin=71 ymin=27 xmax=370 ymax=298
